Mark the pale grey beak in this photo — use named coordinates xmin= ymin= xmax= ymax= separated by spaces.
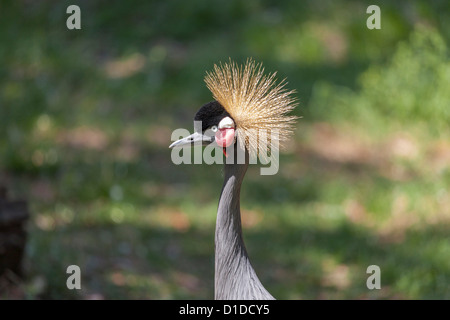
xmin=169 ymin=132 xmax=214 ymax=148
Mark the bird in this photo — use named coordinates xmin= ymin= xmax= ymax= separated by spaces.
xmin=169 ymin=59 xmax=298 ymax=300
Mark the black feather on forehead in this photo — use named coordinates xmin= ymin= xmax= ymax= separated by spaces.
xmin=194 ymin=101 xmax=232 ymax=133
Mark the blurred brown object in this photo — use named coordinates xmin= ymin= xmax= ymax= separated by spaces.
xmin=0 ymin=186 xmax=29 ymax=285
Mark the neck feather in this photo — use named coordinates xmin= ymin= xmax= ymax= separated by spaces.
xmin=214 ymin=148 xmax=274 ymax=300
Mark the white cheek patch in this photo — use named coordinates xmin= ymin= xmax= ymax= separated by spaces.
xmin=218 ymin=116 xmax=235 ymax=129
xmin=215 ymin=127 xmax=235 ymax=148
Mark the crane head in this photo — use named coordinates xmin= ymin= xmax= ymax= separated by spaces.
xmin=170 ymin=58 xmax=298 ymax=161
xmin=169 ymin=101 xmax=236 ymax=150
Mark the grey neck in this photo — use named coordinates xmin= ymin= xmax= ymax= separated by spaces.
xmin=214 ymin=148 xmax=274 ymax=300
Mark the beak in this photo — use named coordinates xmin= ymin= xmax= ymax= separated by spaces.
xmin=169 ymin=132 xmax=214 ymax=148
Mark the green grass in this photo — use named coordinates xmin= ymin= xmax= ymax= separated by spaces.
xmin=1 ymin=1 xmax=449 ymax=299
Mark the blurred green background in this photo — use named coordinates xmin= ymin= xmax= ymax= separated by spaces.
xmin=1 ymin=0 xmax=449 ymax=299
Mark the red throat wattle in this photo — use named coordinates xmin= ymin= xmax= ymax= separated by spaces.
xmin=215 ymin=128 xmax=235 ymax=156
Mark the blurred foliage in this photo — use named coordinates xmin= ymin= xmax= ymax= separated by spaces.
xmin=311 ymin=27 xmax=450 ymax=131
xmin=0 ymin=0 xmax=449 ymax=299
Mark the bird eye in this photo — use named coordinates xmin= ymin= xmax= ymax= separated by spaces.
xmin=211 ymin=125 xmax=218 ymax=132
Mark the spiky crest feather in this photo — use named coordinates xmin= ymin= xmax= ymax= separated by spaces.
xmin=205 ymin=59 xmax=298 ymax=161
